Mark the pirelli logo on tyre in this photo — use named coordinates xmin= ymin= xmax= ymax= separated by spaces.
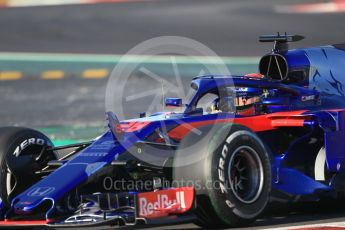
xmin=12 ymin=138 xmax=46 ymax=157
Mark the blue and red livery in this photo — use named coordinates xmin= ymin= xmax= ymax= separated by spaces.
xmin=0 ymin=34 xmax=345 ymax=228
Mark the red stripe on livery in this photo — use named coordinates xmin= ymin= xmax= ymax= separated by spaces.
xmin=0 ymin=220 xmax=49 ymax=226
xmin=168 ymin=110 xmax=308 ymax=140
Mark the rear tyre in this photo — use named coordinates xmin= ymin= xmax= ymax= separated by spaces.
xmin=0 ymin=127 xmax=56 ymax=207
xmin=173 ymin=124 xmax=271 ymax=228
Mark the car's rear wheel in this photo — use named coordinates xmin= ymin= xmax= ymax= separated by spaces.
xmin=173 ymin=123 xmax=271 ymax=228
xmin=0 ymin=127 xmax=56 ymax=207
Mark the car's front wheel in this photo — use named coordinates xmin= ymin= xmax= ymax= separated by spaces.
xmin=173 ymin=123 xmax=271 ymax=228
xmin=0 ymin=127 xmax=56 ymax=207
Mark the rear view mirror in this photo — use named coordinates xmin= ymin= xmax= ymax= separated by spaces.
xmin=165 ymin=98 xmax=183 ymax=107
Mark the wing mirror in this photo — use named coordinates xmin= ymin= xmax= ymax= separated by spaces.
xmin=165 ymin=98 xmax=183 ymax=107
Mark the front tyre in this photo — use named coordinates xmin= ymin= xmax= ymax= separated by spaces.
xmin=0 ymin=127 xmax=56 ymax=207
xmin=173 ymin=124 xmax=271 ymax=228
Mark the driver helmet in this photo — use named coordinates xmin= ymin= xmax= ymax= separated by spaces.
xmin=209 ymin=87 xmax=262 ymax=115
xmin=233 ymin=87 xmax=262 ymax=115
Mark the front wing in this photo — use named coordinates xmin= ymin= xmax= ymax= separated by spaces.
xmin=0 ymin=187 xmax=195 ymax=228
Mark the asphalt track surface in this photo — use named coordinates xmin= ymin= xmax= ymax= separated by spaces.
xmin=1 ymin=0 xmax=345 ymax=229
xmin=1 ymin=0 xmax=345 ymax=127
xmin=0 ymin=0 xmax=344 ymax=56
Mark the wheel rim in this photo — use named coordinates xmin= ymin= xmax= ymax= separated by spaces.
xmin=6 ymin=168 xmax=16 ymax=196
xmin=228 ymin=146 xmax=264 ymax=204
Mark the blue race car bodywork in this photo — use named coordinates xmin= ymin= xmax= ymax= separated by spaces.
xmin=1 ymin=34 xmax=345 ymax=228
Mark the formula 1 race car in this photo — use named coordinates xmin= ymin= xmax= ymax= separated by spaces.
xmin=1 ymin=34 xmax=345 ymax=228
